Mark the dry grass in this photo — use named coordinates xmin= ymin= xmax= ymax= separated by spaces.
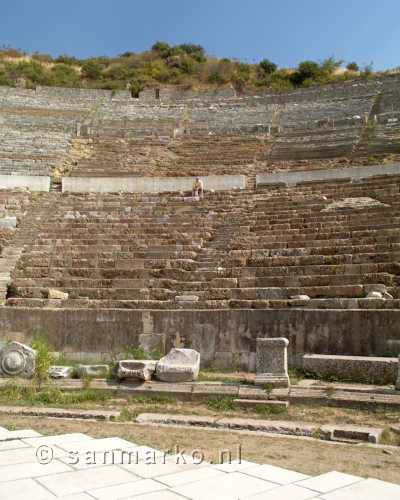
xmin=1 ymin=415 xmax=400 ymax=484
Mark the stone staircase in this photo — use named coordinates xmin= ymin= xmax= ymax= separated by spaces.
xmin=0 ymin=246 xmax=23 ymax=305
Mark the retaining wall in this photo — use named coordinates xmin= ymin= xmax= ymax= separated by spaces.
xmin=0 ymin=308 xmax=399 ymax=370
xmin=0 ymin=175 xmax=50 ymax=191
xmin=256 ymin=163 xmax=400 ymax=186
xmin=62 ymin=175 xmax=246 ymax=193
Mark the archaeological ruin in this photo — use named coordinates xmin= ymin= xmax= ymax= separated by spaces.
xmin=0 ymin=74 xmax=400 ymax=380
xmin=1 ymin=65 xmax=400 ymax=499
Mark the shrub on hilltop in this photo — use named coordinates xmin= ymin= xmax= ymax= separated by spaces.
xmin=0 ymin=42 xmax=388 ymax=92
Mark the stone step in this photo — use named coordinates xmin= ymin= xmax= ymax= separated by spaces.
xmin=233 ymin=399 xmax=289 ymax=410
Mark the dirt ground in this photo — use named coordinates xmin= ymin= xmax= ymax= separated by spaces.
xmin=1 ymin=415 xmax=400 ymax=484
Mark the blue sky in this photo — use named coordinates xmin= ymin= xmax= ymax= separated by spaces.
xmin=1 ymin=0 xmax=399 ymax=70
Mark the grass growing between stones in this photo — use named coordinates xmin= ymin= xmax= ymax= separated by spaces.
xmin=0 ymin=382 xmax=399 ymax=431
xmin=0 ymin=384 xmax=109 ymax=406
xmin=129 ymin=394 xmax=177 ymax=405
xmin=198 ymin=370 xmax=255 ymax=385
xmin=206 ymin=396 xmax=235 ymax=411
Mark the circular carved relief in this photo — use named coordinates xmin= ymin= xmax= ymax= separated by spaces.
xmin=0 ymin=342 xmax=36 ymax=378
xmin=1 ymin=350 xmax=27 ymax=376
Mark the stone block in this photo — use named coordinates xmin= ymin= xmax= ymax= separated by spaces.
xmin=0 ymin=341 xmax=36 ymax=378
xmin=289 ymin=295 xmax=310 ymax=301
xmin=255 ymin=337 xmax=290 ymax=388
xmin=396 ymin=355 xmax=400 ymax=391
xmin=303 ymin=354 xmax=398 ymax=385
xmin=319 ymin=478 xmax=400 ymax=500
xmin=49 ymin=366 xmax=74 ymax=379
xmin=175 ymin=295 xmax=199 ymax=302
xmin=233 ymin=399 xmax=289 ymax=411
xmin=0 ymin=217 xmax=17 ymax=229
xmin=320 ymin=424 xmax=383 ymax=444
xmin=155 ymin=348 xmax=200 ymax=382
xmin=47 ymin=288 xmax=69 ymax=300
xmin=116 ymin=360 xmax=157 ymax=381
xmin=76 ymin=365 xmax=109 ymax=379
xmin=37 ymin=465 xmax=135 ymax=497
xmin=244 ymin=463 xmax=309 ymax=485
xmin=174 ymin=471 xmax=276 ymax=500
xmin=296 ymin=471 xmax=362 ymax=494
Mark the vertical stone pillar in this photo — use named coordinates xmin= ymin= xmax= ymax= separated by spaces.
xmin=255 ymin=337 xmax=290 ymax=388
xmin=396 ymin=355 xmax=400 ymax=391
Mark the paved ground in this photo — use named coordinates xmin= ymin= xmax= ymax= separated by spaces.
xmin=0 ymin=425 xmax=399 ymax=499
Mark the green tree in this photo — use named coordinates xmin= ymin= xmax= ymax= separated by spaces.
xmin=177 ymin=44 xmax=205 ymax=62
xmin=259 ymin=59 xmax=277 ymax=75
xmin=346 ymin=62 xmax=359 ymax=72
xmin=151 ymin=41 xmax=172 ymax=58
xmin=82 ymin=60 xmax=103 ymax=80
xmin=31 ymin=334 xmax=54 ymax=390
xmin=49 ymin=64 xmax=80 ymax=87
xmin=291 ymin=60 xmax=321 ymax=86
xmin=103 ymin=63 xmax=132 ymax=81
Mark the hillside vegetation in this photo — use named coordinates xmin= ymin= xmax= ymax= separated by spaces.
xmin=0 ymin=42 xmax=395 ymax=94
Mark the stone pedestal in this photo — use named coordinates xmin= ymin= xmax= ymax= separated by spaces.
xmin=255 ymin=337 xmax=290 ymax=388
xmin=396 ymin=355 xmax=400 ymax=391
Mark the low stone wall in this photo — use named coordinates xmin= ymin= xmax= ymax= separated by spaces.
xmin=303 ymin=354 xmax=398 ymax=385
xmin=0 ymin=175 xmax=50 ymax=191
xmin=62 ymin=174 xmax=246 ymax=193
xmin=256 ymin=163 xmax=400 ymax=186
xmin=0 ymin=308 xmax=399 ymax=371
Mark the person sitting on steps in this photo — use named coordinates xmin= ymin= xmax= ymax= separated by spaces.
xmin=192 ymin=177 xmax=204 ymax=199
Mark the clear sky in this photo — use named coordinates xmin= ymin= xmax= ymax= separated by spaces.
xmin=1 ymin=0 xmax=399 ymax=70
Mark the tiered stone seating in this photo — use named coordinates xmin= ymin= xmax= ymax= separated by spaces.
xmin=7 ymin=192 xmax=223 ymax=308
xmin=1 ymin=77 xmax=400 ymax=180
xmin=70 ymin=135 xmax=265 ymax=177
xmin=270 ymin=96 xmax=375 ymax=161
xmin=0 ymin=89 xmax=93 ymax=176
xmin=6 ymin=174 xmax=400 ymax=310
xmin=365 ymin=88 xmax=400 ymax=155
xmin=218 ymin=175 xmax=400 ymax=309
xmin=0 ymin=125 xmax=72 ymax=176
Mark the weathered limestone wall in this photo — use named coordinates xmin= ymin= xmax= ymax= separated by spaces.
xmin=62 ymin=174 xmax=246 ymax=193
xmin=256 ymin=163 xmax=400 ymax=186
xmin=0 ymin=308 xmax=398 ymax=370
